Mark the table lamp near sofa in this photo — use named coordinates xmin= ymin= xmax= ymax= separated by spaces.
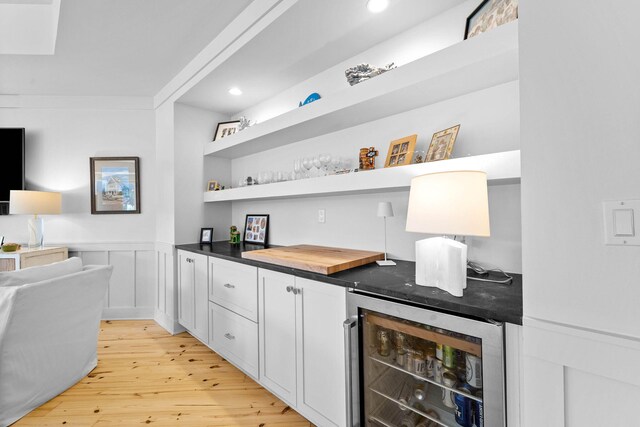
xmin=9 ymin=190 xmax=62 ymax=249
xmin=405 ymin=170 xmax=490 ymax=297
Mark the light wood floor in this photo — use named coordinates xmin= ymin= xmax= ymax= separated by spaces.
xmin=16 ymin=320 xmax=312 ymax=426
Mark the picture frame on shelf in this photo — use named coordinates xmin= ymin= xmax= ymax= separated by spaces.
xmin=244 ymin=214 xmax=269 ymax=245
xmin=213 ymin=120 xmax=241 ymax=141
xmin=207 ymin=180 xmax=220 ymax=192
xmin=200 ymin=228 xmax=213 ymax=244
xmin=426 ymin=125 xmax=460 ymax=162
xmin=465 ymin=0 xmax=518 ymax=40
xmin=90 ymin=157 xmax=140 ymax=214
xmin=384 ymin=134 xmax=417 ymax=168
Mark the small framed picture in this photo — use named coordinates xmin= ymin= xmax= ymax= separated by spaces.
xmin=90 ymin=157 xmax=140 ymax=214
xmin=244 ymin=214 xmax=269 ymax=245
xmin=426 ymin=125 xmax=460 ymax=162
xmin=384 ymin=135 xmax=417 ymax=168
xmin=213 ymin=120 xmax=240 ymax=141
xmin=465 ymin=0 xmax=519 ymax=40
xmin=200 ymin=228 xmax=213 ymax=244
xmin=207 ymin=180 xmax=219 ymax=192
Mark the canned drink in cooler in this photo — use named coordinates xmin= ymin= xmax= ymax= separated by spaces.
xmin=426 ymin=352 xmax=436 ymax=379
xmin=443 ymin=345 xmax=456 ymax=369
xmin=472 ymin=390 xmax=484 ymax=427
xmin=436 ymin=343 xmax=443 ymax=360
xmin=441 ymin=372 xmax=457 ymax=408
xmin=434 ymin=359 xmax=444 ymax=383
xmin=454 ymin=386 xmax=472 ymax=426
xmin=412 ymin=351 xmax=426 ymax=377
xmin=465 ymin=353 xmax=482 ymax=388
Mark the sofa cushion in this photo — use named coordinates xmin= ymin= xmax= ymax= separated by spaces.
xmin=0 ymin=257 xmax=83 ymax=287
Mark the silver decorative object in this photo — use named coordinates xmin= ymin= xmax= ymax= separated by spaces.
xmin=345 ymin=62 xmax=396 ymax=86
xmin=238 ymin=116 xmax=254 ymax=131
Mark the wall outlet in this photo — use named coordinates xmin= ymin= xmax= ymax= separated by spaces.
xmin=318 ymin=209 xmax=326 ymax=223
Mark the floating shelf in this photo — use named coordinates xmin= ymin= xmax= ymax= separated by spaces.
xmin=204 ymin=150 xmax=520 ymax=203
xmin=204 ymin=22 xmax=518 ymax=159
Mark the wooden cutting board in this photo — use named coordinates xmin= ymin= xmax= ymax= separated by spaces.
xmin=241 ymin=244 xmax=384 ymax=275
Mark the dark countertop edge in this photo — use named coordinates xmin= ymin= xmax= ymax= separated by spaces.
xmin=175 ymin=242 xmax=523 ymax=325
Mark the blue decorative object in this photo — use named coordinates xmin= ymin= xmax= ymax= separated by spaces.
xmin=299 ymin=92 xmax=321 ymax=107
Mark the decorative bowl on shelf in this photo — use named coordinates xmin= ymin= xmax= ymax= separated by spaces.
xmin=1 ymin=243 xmax=20 ymax=252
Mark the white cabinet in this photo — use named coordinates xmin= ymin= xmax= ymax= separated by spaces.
xmin=258 ymin=268 xmax=347 ymax=427
xmin=209 ymin=302 xmax=259 ymax=379
xmin=177 ymin=250 xmax=208 ymax=343
xmin=209 ymin=257 xmax=258 ymax=322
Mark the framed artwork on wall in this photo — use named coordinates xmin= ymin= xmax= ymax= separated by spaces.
xmin=244 ymin=214 xmax=269 ymax=245
xmin=425 ymin=125 xmax=460 ymax=162
xmin=465 ymin=0 xmax=519 ymax=40
xmin=90 ymin=157 xmax=140 ymax=214
xmin=384 ymin=134 xmax=417 ymax=168
xmin=200 ymin=228 xmax=213 ymax=244
xmin=213 ymin=120 xmax=240 ymax=141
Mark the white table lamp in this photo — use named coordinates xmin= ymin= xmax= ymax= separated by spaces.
xmin=10 ymin=190 xmax=62 ymax=249
xmin=376 ymin=201 xmax=396 ymax=266
xmin=405 ymin=171 xmax=490 ymax=297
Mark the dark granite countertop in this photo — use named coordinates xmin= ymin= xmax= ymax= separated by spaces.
xmin=176 ymin=242 xmax=523 ymax=325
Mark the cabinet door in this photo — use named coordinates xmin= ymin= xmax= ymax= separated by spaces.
xmin=295 ymin=277 xmax=347 ymax=427
xmin=177 ymin=250 xmax=194 ymax=330
xmin=258 ymin=268 xmax=297 ymax=406
xmin=192 ymin=253 xmax=209 ymax=343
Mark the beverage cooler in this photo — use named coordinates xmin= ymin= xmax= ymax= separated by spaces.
xmin=344 ymin=292 xmax=505 ymax=427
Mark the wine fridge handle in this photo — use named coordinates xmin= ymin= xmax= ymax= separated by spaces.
xmin=343 ymin=315 xmax=358 ymax=427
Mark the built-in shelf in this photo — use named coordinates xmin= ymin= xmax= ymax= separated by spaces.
xmin=204 ymin=150 xmax=520 ymax=203
xmin=204 ymin=22 xmax=518 ymax=159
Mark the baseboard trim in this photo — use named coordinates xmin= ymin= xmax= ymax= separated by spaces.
xmin=103 ymin=307 xmax=154 ymax=320
xmin=154 ymin=309 xmax=186 ymax=335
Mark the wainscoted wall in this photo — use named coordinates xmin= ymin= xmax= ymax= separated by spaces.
xmin=67 ymin=242 xmax=155 ymax=320
xmin=153 ymin=241 xmax=184 ymax=334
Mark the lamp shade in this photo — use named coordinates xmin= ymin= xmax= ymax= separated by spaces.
xmin=405 ymin=170 xmax=490 ymax=237
xmin=377 ymin=201 xmax=394 ymax=218
xmin=10 ymin=190 xmax=62 ymax=215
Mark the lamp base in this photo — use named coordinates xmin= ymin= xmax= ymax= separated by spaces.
xmin=415 ymin=236 xmax=467 ymax=297
xmin=27 ymin=215 xmax=44 ymax=249
xmin=376 ymin=259 xmax=396 ymax=266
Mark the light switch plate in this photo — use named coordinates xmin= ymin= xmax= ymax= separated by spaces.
xmin=603 ymin=200 xmax=640 ymax=245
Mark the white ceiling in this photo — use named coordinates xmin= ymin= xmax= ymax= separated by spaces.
xmin=178 ymin=0 xmax=464 ymax=115
xmin=0 ymin=0 xmax=251 ymax=96
xmin=0 ymin=0 xmax=465 ymax=104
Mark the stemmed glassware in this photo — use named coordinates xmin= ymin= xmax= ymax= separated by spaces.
xmin=319 ymin=153 xmax=331 ymax=176
xmin=302 ymin=157 xmax=313 ymax=178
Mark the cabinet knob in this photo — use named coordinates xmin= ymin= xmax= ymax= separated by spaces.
xmin=292 ymin=287 xmax=301 ymax=295
xmin=286 ymin=285 xmax=293 ymax=293
xmin=224 ymin=333 xmax=235 ymax=340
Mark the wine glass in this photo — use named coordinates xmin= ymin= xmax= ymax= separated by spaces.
xmin=312 ymin=155 xmax=322 ymax=177
xmin=293 ymin=159 xmax=302 ymax=180
xmin=302 ymin=157 xmax=313 ymax=178
xmin=330 ymin=156 xmax=341 ymax=173
xmin=319 ymin=153 xmax=331 ymax=176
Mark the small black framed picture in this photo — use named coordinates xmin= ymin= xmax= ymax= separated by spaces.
xmin=244 ymin=214 xmax=269 ymax=245
xmin=213 ymin=120 xmax=240 ymax=141
xmin=200 ymin=228 xmax=213 ymax=244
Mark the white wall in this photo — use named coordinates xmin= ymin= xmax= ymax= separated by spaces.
xmin=519 ymin=0 xmax=640 ymax=425
xmin=0 ymin=97 xmax=157 ymax=319
xmin=174 ymin=103 xmax=232 ymax=244
xmin=0 ymin=102 xmax=156 ymax=244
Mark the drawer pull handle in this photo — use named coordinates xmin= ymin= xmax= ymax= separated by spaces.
xmin=224 ymin=333 xmax=235 ymax=340
xmin=223 ymin=283 xmax=235 ymax=289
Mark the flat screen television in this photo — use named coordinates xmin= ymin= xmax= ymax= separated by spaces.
xmin=0 ymin=128 xmax=25 ymax=212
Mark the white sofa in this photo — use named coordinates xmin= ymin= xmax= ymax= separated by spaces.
xmin=0 ymin=258 xmax=113 ymax=426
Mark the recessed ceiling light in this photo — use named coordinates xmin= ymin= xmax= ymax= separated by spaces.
xmin=367 ymin=0 xmax=389 ymax=13
xmin=228 ymin=87 xmax=242 ymax=96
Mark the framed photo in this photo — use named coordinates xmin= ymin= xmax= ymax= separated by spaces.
xmin=213 ymin=120 xmax=240 ymax=141
xmin=384 ymin=134 xmax=417 ymax=168
xmin=426 ymin=125 xmax=460 ymax=162
xmin=90 ymin=157 xmax=140 ymax=214
xmin=465 ymin=0 xmax=518 ymax=40
xmin=207 ymin=180 xmax=219 ymax=192
xmin=200 ymin=228 xmax=213 ymax=244
xmin=244 ymin=214 xmax=269 ymax=245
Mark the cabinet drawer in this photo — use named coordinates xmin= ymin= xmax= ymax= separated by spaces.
xmin=209 ymin=257 xmax=258 ymax=322
xmin=209 ymin=302 xmax=258 ymax=379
